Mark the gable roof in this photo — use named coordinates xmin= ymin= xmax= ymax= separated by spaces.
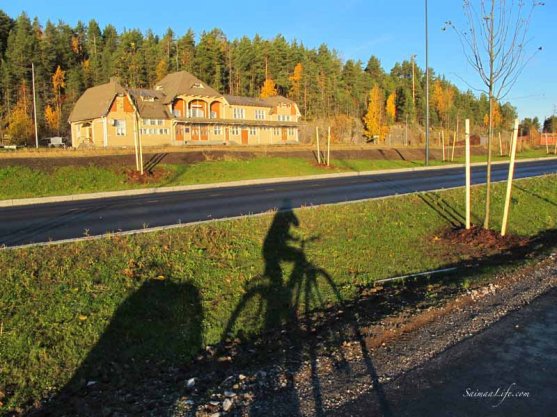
xmin=156 ymin=71 xmax=221 ymax=103
xmin=223 ymin=95 xmax=273 ymax=108
xmin=128 ymin=88 xmax=169 ymax=119
xmin=68 ymin=80 xmax=125 ymax=123
xmin=261 ymin=95 xmax=296 ymax=106
xmin=223 ymin=95 xmax=296 ymax=108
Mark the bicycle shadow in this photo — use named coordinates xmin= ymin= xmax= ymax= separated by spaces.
xmin=221 ymin=199 xmax=392 ymax=417
xmin=27 ymin=279 xmax=203 ymax=417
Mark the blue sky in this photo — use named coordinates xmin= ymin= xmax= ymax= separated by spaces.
xmin=2 ymin=0 xmax=556 ymax=120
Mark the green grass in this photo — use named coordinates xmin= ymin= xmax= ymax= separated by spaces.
xmin=1 ymin=148 xmax=554 ymax=200
xmin=0 ymin=175 xmax=555 ymax=413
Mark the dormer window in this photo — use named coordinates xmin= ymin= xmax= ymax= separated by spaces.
xmin=192 ymin=83 xmax=204 ymax=89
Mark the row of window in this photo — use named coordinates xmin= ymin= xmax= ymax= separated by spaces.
xmin=140 ymin=128 xmax=170 ymax=135
xmin=143 ymin=119 xmax=164 ymax=126
xmin=112 ymin=120 xmax=295 ymax=138
xmin=172 ymin=107 xmax=291 ymax=121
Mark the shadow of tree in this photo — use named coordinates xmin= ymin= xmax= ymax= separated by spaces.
xmin=27 ymin=280 xmax=203 ymax=417
xmin=143 ymin=153 xmax=168 ymax=174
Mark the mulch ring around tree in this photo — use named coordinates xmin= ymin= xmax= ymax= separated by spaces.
xmin=436 ymin=225 xmax=531 ymax=259
xmin=125 ymin=168 xmax=169 ymax=184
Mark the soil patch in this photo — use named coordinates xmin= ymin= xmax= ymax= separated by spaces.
xmin=125 ymin=168 xmax=169 ymax=184
xmin=437 ymin=225 xmax=530 ymax=260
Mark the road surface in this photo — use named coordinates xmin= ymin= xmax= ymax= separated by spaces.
xmin=1 ymin=159 xmax=556 ymax=247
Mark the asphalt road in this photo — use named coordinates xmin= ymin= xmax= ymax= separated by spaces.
xmin=1 ymin=159 xmax=556 ymax=247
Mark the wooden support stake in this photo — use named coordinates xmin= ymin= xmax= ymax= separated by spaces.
xmin=327 ymin=126 xmax=331 ymax=166
xmin=451 ymin=131 xmax=457 ymax=162
xmin=465 ymin=119 xmax=471 ymax=230
xmin=498 ymin=132 xmax=503 ymax=156
xmin=316 ymin=127 xmax=321 ymax=164
xmin=501 ymin=119 xmax=520 ymax=237
xmin=545 ymin=134 xmax=549 ymax=154
xmin=441 ymin=130 xmax=445 ymax=161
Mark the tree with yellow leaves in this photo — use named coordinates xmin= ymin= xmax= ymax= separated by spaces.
xmin=483 ymin=99 xmax=502 ymax=130
xmin=7 ymin=96 xmax=34 ymax=145
xmin=44 ymin=105 xmax=60 ymax=134
xmin=52 ymin=66 xmax=65 ymax=134
xmin=363 ymin=85 xmax=387 ymax=141
xmin=260 ymin=78 xmax=278 ymax=98
xmin=288 ymin=63 xmax=303 ymax=102
xmin=156 ymin=59 xmax=169 ymax=82
xmin=432 ymin=80 xmax=454 ymax=128
xmin=385 ymin=92 xmax=396 ymax=124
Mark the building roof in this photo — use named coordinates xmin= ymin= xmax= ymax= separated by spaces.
xmin=261 ymin=95 xmax=296 ymax=106
xmin=223 ymin=95 xmax=273 ymax=108
xmin=223 ymin=95 xmax=296 ymax=108
xmin=156 ymin=71 xmax=221 ymax=103
xmin=128 ymin=89 xmax=169 ymax=119
xmin=68 ymin=80 xmax=125 ymax=122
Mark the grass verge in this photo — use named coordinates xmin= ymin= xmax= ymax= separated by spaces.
xmin=0 ymin=175 xmax=556 ymax=413
xmin=0 ymin=148 xmax=555 ymax=200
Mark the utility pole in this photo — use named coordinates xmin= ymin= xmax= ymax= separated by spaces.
xmin=425 ymin=0 xmax=430 ymax=166
xmin=411 ymin=54 xmax=416 ymax=104
xmin=32 ymin=63 xmax=39 ymax=148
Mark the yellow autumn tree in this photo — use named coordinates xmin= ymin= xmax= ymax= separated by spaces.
xmin=483 ymin=99 xmax=503 ymax=130
xmin=288 ymin=63 xmax=303 ymax=102
xmin=7 ymin=97 xmax=34 ymax=145
xmin=363 ymin=85 xmax=387 ymax=141
xmin=156 ymin=59 xmax=169 ymax=82
xmin=386 ymin=92 xmax=397 ymax=124
xmin=44 ymin=105 xmax=60 ymax=134
xmin=432 ymin=80 xmax=454 ymax=128
xmin=260 ymin=78 xmax=278 ymax=98
xmin=52 ymin=66 xmax=65 ymax=134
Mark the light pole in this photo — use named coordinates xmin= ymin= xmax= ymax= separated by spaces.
xmin=425 ymin=0 xmax=430 ymax=165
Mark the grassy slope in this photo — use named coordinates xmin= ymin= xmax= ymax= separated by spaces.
xmin=0 ymin=148 xmax=554 ymax=199
xmin=0 ymin=175 xmax=555 ymax=412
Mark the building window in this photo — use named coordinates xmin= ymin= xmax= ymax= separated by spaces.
xmin=278 ymin=115 xmax=291 ymax=122
xmin=273 ymin=128 xmax=280 ymax=136
xmin=187 ymin=108 xmax=205 ymax=118
xmin=231 ymin=126 xmax=240 ymax=135
xmin=214 ymin=125 xmax=222 ymax=135
xmin=233 ymin=108 xmax=245 ymax=119
xmin=249 ymin=127 xmax=257 ymax=136
xmin=143 ymin=119 xmax=164 ymax=126
xmin=255 ymin=109 xmax=266 ymax=120
xmin=288 ymin=128 xmax=296 ymax=136
xmin=115 ymin=120 xmax=126 ymax=136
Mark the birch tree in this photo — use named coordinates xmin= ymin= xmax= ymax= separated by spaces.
xmin=446 ymin=0 xmax=542 ymax=229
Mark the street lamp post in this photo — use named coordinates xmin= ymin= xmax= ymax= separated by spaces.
xmin=425 ymin=0 xmax=430 ymax=166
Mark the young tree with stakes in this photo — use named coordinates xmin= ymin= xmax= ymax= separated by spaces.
xmin=445 ymin=0 xmax=543 ymax=229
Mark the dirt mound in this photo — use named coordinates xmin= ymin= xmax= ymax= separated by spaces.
xmin=125 ymin=168 xmax=168 ymax=184
xmin=439 ymin=226 xmax=530 ymax=258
